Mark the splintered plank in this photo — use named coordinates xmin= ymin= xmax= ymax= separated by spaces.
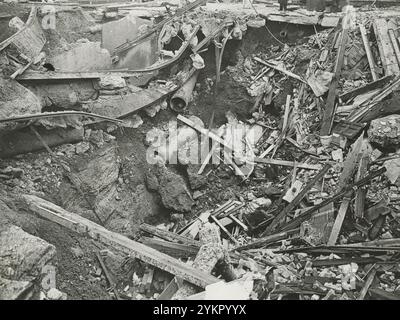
xmin=22 ymin=194 xmax=219 ymax=289
xmin=360 ymin=25 xmax=378 ymax=81
xmin=140 ymin=223 xmax=200 ymax=247
xmin=265 ymin=164 xmax=331 ymax=234
xmin=320 ymin=27 xmax=349 ymax=136
xmin=327 ymin=135 xmax=364 ymax=245
xmin=373 ymin=19 xmax=400 ymax=76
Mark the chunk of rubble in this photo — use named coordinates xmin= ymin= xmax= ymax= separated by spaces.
xmin=0 ymin=276 xmax=33 ymax=300
xmin=0 ymin=225 xmax=56 ymax=281
xmin=0 ymin=78 xmax=41 ymax=128
xmin=46 ymin=288 xmax=67 ymax=300
xmin=368 ymin=115 xmax=400 ymax=147
xmin=99 ymin=76 xmax=126 ymax=90
xmin=149 ymin=164 xmax=194 ymax=213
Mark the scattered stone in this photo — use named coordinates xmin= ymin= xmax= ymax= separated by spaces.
xmin=46 ymin=288 xmax=67 ymax=300
xmin=99 ymin=76 xmax=126 ymax=90
xmin=368 ymin=115 xmax=400 ymax=148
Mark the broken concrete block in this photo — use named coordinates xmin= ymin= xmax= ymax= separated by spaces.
xmin=50 ymin=41 xmax=112 ymax=72
xmin=205 ymin=277 xmax=253 ymax=300
xmin=99 ymin=76 xmax=126 ymax=90
xmin=8 ymin=16 xmax=25 ymax=32
xmin=0 ymin=78 xmax=41 ymax=124
xmin=46 ymin=288 xmax=67 ymax=300
xmin=384 ymin=157 xmax=400 ymax=185
xmin=368 ymin=115 xmax=400 ymax=148
xmin=0 ymin=225 xmax=56 ymax=281
xmin=187 ymin=164 xmax=207 ymax=190
xmin=156 ymin=165 xmax=194 ymax=213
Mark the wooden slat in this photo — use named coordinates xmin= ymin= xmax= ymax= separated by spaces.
xmin=360 ymin=25 xmax=378 ymax=81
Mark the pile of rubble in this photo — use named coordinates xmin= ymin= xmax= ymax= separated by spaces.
xmin=2 ymin=0 xmax=400 ymax=301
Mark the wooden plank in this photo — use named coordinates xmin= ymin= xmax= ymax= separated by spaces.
xmin=339 ymin=75 xmax=393 ymax=102
xmin=388 ymin=29 xmax=400 ymax=66
xmin=265 ymin=164 xmax=331 ymax=234
xmin=17 ymin=70 xmax=155 ymax=81
xmin=254 ymin=57 xmax=306 ymax=84
xmin=354 ymin=143 xmax=370 ymax=218
xmin=22 ymin=194 xmax=220 ymax=289
xmin=141 ymin=237 xmax=198 ymax=259
xmin=320 ymin=27 xmax=349 ymax=136
xmin=253 ymin=157 xmax=321 ymax=170
xmin=140 ymin=223 xmax=200 ymax=247
xmin=373 ymin=19 xmax=400 ymax=76
xmin=327 ymin=195 xmax=351 ymax=245
xmin=360 ymin=25 xmax=378 ymax=81
xmin=279 ymin=167 xmax=386 ymax=232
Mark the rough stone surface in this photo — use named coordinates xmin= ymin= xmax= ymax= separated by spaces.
xmin=368 ymin=115 xmax=400 ymax=148
xmin=151 ymin=164 xmax=194 ymax=213
xmin=0 ymin=225 xmax=56 ymax=281
xmin=46 ymin=288 xmax=67 ymax=300
xmin=0 ymin=78 xmax=41 ymax=122
xmin=99 ymin=76 xmax=126 ymax=90
xmin=0 ymin=276 xmax=33 ymax=300
xmin=187 ymin=164 xmax=207 ymax=190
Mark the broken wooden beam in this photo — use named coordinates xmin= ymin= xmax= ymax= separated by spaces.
xmin=358 ymin=267 xmax=376 ymax=300
xmin=373 ymin=19 xmax=400 ymax=76
xmin=265 ymin=164 xmax=331 ymax=234
xmin=360 ymin=25 xmax=378 ymax=81
xmin=16 ymin=70 xmax=155 ymax=81
xmin=253 ymin=57 xmax=306 ymax=84
xmin=141 ymin=237 xmax=198 ymax=259
xmin=320 ymin=26 xmax=349 ymax=136
xmin=388 ymin=29 xmax=400 ymax=67
xmin=279 ymin=167 xmax=386 ymax=232
xmin=233 ymin=229 xmax=298 ymax=251
xmin=22 ymin=194 xmax=220 ymax=289
xmin=327 ymin=193 xmax=351 ymax=245
xmin=140 ymin=223 xmax=200 ymax=247
xmin=339 ymin=75 xmax=394 ymax=103
xmin=253 ymin=157 xmax=321 ymax=170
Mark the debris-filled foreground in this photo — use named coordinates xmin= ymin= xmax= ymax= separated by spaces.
xmin=1 ymin=0 xmax=400 ymax=300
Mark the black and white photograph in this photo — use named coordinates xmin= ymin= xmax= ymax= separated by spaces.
xmin=1 ymin=0 xmax=400 ymax=307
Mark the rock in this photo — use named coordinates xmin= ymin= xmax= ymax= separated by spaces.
xmin=192 ymin=190 xmax=203 ymax=200
xmin=46 ymin=288 xmax=67 ymax=300
xmin=99 ymin=76 xmax=126 ymax=90
xmin=155 ymin=165 xmax=194 ymax=213
xmin=75 ymin=142 xmax=90 ymax=154
xmin=187 ymin=164 xmax=207 ymax=190
xmin=145 ymin=128 xmax=166 ymax=147
xmin=145 ymin=170 xmax=159 ymax=191
xmin=0 ymin=225 xmax=56 ymax=281
xmin=384 ymin=157 xmax=400 ymax=185
xmin=89 ymin=24 xmax=102 ymax=34
xmin=70 ymin=247 xmax=84 ymax=259
xmin=0 ymin=276 xmax=33 ymax=300
xmin=368 ymin=115 xmax=400 ymax=148
xmin=8 ymin=17 xmax=25 ymax=32
xmin=0 ymin=79 xmax=41 ymax=130
xmin=144 ymin=104 xmax=161 ymax=117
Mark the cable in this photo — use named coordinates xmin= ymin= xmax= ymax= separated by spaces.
xmin=249 ymin=1 xmax=286 ymax=46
